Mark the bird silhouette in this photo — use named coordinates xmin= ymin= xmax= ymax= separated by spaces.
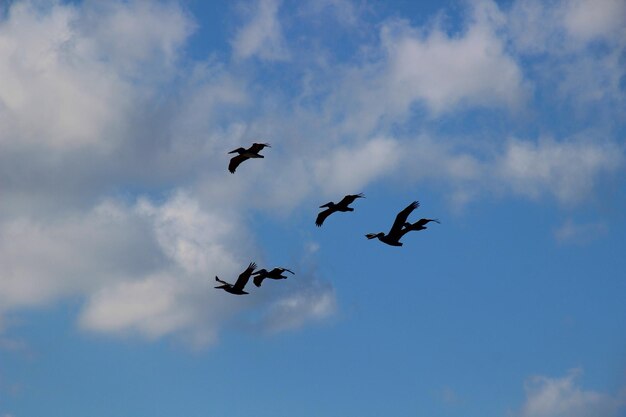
xmin=228 ymin=143 xmax=270 ymax=173
xmin=316 ymin=193 xmax=365 ymax=227
xmin=365 ymin=201 xmax=420 ymax=246
xmin=402 ymin=217 xmax=440 ymax=235
xmin=215 ymin=262 xmax=257 ymax=295
xmin=252 ymin=267 xmax=295 ymax=287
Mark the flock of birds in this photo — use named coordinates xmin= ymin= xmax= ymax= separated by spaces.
xmin=215 ymin=142 xmax=440 ymax=295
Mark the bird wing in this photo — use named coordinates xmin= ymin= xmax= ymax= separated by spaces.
xmin=389 ymin=201 xmax=420 ymax=235
xmin=338 ymin=193 xmax=364 ymax=207
xmin=315 ymin=208 xmax=334 ymax=227
xmin=253 ymin=275 xmax=265 ymax=287
xmin=234 ymin=262 xmax=256 ymax=290
xmin=413 ymin=218 xmax=440 ymax=227
xmin=215 ymin=276 xmax=229 ymax=286
xmin=228 ymin=154 xmax=248 ymax=173
xmin=269 ymin=267 xmax=295 ymax=276
xmin=249 ymin=143 xmax=270 ymax=153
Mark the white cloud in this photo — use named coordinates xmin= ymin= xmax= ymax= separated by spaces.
xmin=0 ymin=190 xmax=335 ymax=346
xmin=380 ymin=11 xmax=525 ymax=114
xmin=507 ymin=0 xmax=626 ymax=111
xmin=508 ymin=0 xmax=626 ymax=52
xmin=325 ymin=1 xmax=526 ymax=135
xmin=231 ymin=0 xmax=289 ymax=61
xmin=314 ymin=137 xmax=399 ymax=195
xmin=562 ymin=0 xmax=626 ymax=43
xmin=0 ymin=199 xmax=158 ymax=309
xmin=76 ymin=0 xmax=194 ymax=74
xmin=518 ymin=369 xmax=626 ymax=417
xmin=496 ymin=137 xmax=623 ymax=203
xmin=300 ymin=0 xmax=363 ymax=28
xmin=79 ymin=273 xmax=202 ymax=340
xmin=259 ymin=278 xmax=336 ymax=334
xmin=0 ymin=2 xmax=128 ymax=150
xmin=554 ymin=219 xmax=608 ymax=244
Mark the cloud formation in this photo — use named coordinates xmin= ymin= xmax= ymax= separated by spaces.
xmin=518 ymin=369 xmax=626 ymax=417
xmin=0 ymin=0 xmax=624 ymax=347
xmin=0 ymin=0 xmax=335 ymax=347
xmin=231 ymin=0 xmax=289 ymax=61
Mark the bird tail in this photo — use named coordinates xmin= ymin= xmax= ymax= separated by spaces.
xmin=215 ymin=276 xmax=228 ymax=285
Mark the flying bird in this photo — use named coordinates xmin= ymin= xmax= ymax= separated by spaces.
xmin=228 ymin=142 xmax=270 ymax=173
xmin=365 ymin=201 xmax=420 ymax=247
xmin=402 ymin=218 xmax=440 ymax=235
xmin=252 ymin=267 xmax=295 ymax=287
xmin=214 ymin=262 xmax=257 ymax=295
xmin=315 ymin=193 xmax=365 ymax=227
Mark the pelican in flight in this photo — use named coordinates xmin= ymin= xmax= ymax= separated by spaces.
xmin=402 ymin=217 xmax=440 ymax=234
xmin=365 ymin=201 xmax=421 ymax=246
xmin=228 ymin=142 xmax=270 ymax=173
xmin=214 ymin=262 xmax=256 ymax=295
xmin=252 ymin=267 xmax=295 ymax=287
xmin=316 ymin=193 xmax=365 ymax=227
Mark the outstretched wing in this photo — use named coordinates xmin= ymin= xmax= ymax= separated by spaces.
xmin=215 ymin=276 xmax=229 ymax=286
xmin=234 ymin=262 xmax=256 ymax=291
xmin=269 ymin=267 xmax=295 ymax=276
xmin=413 ymin=218 xmax=440 ymax=228
xmin=228 ymin=154 xmax=248 ymax=173
xmin=389 ymin=201 xmax=419 ymax=236
xmin=253 ymin=275 xmax=265 ymax=287
xmin=315 ymin=208 xmax=334 ymax=227
xmin=338 ymin=193 xmax=364 ymax=207
xmin=249 ymin=143 xmax=270 ymax=153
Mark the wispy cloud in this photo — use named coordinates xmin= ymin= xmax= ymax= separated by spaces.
xmin=231 ymin=0 xmax=289 ymax=61
xmin=554 ymin=219 xmax=608 ymax=244
xmin=517 ymin=369 xmax=626 ymax=417
xmin=495 ymin=137 xmax=623 ymax=204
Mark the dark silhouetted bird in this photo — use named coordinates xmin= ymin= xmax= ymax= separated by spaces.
xmin=252 ymin=267 xmax=295 ymax=287
xmin=215 ymin=262 xmax=256 ymax=295
xmin=365 ymin=201 xmax=420 ymax=246
xmin=315 ymin=193 xmax=365 ymax=227
xmin=402 ymin=218 xmax=440 ymax=235
xmin=228 ymin=143 xmax=270 ymax=173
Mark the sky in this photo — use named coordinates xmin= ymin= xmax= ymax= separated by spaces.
xmin=0 ymin=0 xmax=625 ymax=416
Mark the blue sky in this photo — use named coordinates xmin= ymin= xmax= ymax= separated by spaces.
xmin=0 ymin=0 xmax=625 ymax=416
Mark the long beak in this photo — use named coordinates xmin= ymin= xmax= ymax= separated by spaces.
xmin=227 ymin=149 xmax=238 ymax=154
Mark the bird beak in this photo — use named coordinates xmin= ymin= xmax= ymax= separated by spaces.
xmin=227 ymin=149 xmax=237 ymax=154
